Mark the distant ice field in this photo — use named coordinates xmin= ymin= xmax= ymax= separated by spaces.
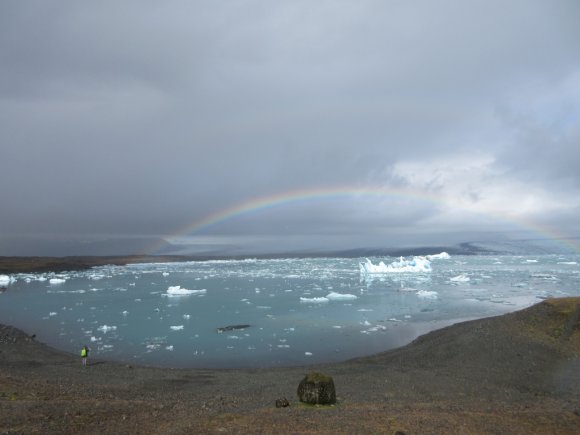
xmin=1 ymin=254 xmax=579 ymax=368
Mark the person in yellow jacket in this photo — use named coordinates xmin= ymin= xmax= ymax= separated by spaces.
xmin=81 ymin=345 xmax=89 ymax=366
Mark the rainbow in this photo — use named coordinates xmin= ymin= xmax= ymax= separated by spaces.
xmin=148 ymin=185 xmax=580 ymax=254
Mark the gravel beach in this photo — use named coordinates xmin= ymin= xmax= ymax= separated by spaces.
xmin=1 ymin=295 xmax=579 ymax=434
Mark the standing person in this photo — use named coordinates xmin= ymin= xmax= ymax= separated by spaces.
xmin=81 ymin=345 xmax=89 ymax=366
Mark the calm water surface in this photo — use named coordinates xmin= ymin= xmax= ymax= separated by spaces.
xmin=1 ymin=254 xmax=579 ymax=368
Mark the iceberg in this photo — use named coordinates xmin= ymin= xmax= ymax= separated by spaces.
xmin=359 ymin=257 xmax=432 ymax=274
xmin=166 ymin=286 xmax=207 ymax=296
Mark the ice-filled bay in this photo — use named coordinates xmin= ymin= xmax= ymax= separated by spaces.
xmin=1 ymin=254 xmax=579 ymax=368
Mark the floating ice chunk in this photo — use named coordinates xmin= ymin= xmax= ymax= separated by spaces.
xmin=305 ymin=352 xmax=313 ymax=356
xmin=531 ymin=273 xmax=558 ymax=280
xmin=426 ymin=252 xmax=451 ymax=260
xmin=526 ymin=259 xmax=538 ymax=263
xmin=166 ymin=286 xmax=207 ymax=296
xmin=49 ymin=278 xmax=66 ymax=285
xmin=326 ymin=292 xmax=358 ymax=301
xmin=183 ymin=314 xmax=191 ymax=320
xmin=0 ymin=275 xmax=13 ymax=286
xmin=98 ymin=325 xmax=117 ymax=333
xmin=417 ymin=290 xmax=438 ymax=298
xmin=450 ymin=274 xmax=470 ymax=282
xmin=359 ymin=257 xmax=431 ymax=274
xmin=558 ymin=261 xmax=577 ymax=265
xmin=162 ymin=272 xmax=170 ymax=277
xmin=122 ymin=310 xmax=129 ymax=316
xmin=166 ymin=345 xmax=174 ymax=351
xmin=170 ymin=325 xmax=184 ymax=331
xmin=367 ymin=325 xmax=388 ymax=332
xmin=300 ymin=296 xmax=329 ymax=303
xmin=49 ymin=312 xmax=57 ymax=316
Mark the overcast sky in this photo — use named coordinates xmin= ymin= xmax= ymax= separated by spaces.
xmin=1 ymin=1 xmax=579 ymax=255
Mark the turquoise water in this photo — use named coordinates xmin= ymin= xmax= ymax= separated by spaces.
xmin=1 ymin=254 xmax=579 ymax=368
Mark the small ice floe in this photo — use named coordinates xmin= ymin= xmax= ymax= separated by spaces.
xmin=326 ymin=292 xmax=358 ymax=301
xmin=417 ymin=290 xmax=438 ymax=299
xmin=49 ymin=278 xmax=66 ymax=285
xmin=256 ymin=306 xmax=271 ymax=310
xmin=332 ymin=325 xmax=342 ymax=329
xmin=49 ymin=312 xmax=57 ymax=316
xmin=170 ymin=325 xmax=184 ymax=331
xmin=305 ymin=352 xmax=313 ymax=356
xmin=531 ymin=273 xmax=558 ymax=281
xmin=277 ymin=345 xmax=290 ymax=348
xmin=450 ymin=274 xmax=470 ymax=283
xmin=558 ymin=261 xmax=577 ymax=265
xmin=525 ymin=259 xmax=538 ymax=263
xmin=90 ymin=336 xmax=99 ymax=342
xmin=357 ymin=308 xmax=373 ymax=312
xmin=300 ymin=296 xmax=329 ymax=303
xmin=0 ymin=275 xmax=13 ymax=286
xmin=361 ymin=320 xmax=371 ymax=326
xmin=183 ymin=314 xmax=191 ymax=320
xmin=98 ymin=325 xmax=117 ymax=333
xmin=366 ymin=325 xmax=388 ymax=333
xmin=166 ymin=286 xmax=207 ymax=296
xmin=122 ymin=310 xmax=129 ymax=316
xmin=388 ymin=318 xmax=402 ymax=322
xmin=425 ymin=252 xmax=451 ymax=260
xmin=162 ymin=272 xmax=170 ymax=277
xmin=165 ymin=345 xmax=174 ymax=351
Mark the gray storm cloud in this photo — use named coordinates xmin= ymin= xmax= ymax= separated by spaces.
xmin=1 ymin=1 xmax=579 ymax=255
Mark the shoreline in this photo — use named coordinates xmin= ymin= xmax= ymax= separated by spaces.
xmin=1 ymin=297 xmax=579 ymax=433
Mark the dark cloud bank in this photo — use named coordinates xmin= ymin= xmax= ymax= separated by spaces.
xmin=1 ymin=1 xmax=579 ymax=256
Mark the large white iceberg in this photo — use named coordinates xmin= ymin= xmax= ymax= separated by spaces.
xmin=166 ymin=286 xmax=207 ymax=296
xmin=359 ymin=257 xmax=432 ymax=274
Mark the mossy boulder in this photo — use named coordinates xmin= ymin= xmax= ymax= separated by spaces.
xmin=297 ymin=372 xmax=336 ymax=405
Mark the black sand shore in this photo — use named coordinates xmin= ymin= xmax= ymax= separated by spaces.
xmin=1 ymin=297 xmax=579 ymax=434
